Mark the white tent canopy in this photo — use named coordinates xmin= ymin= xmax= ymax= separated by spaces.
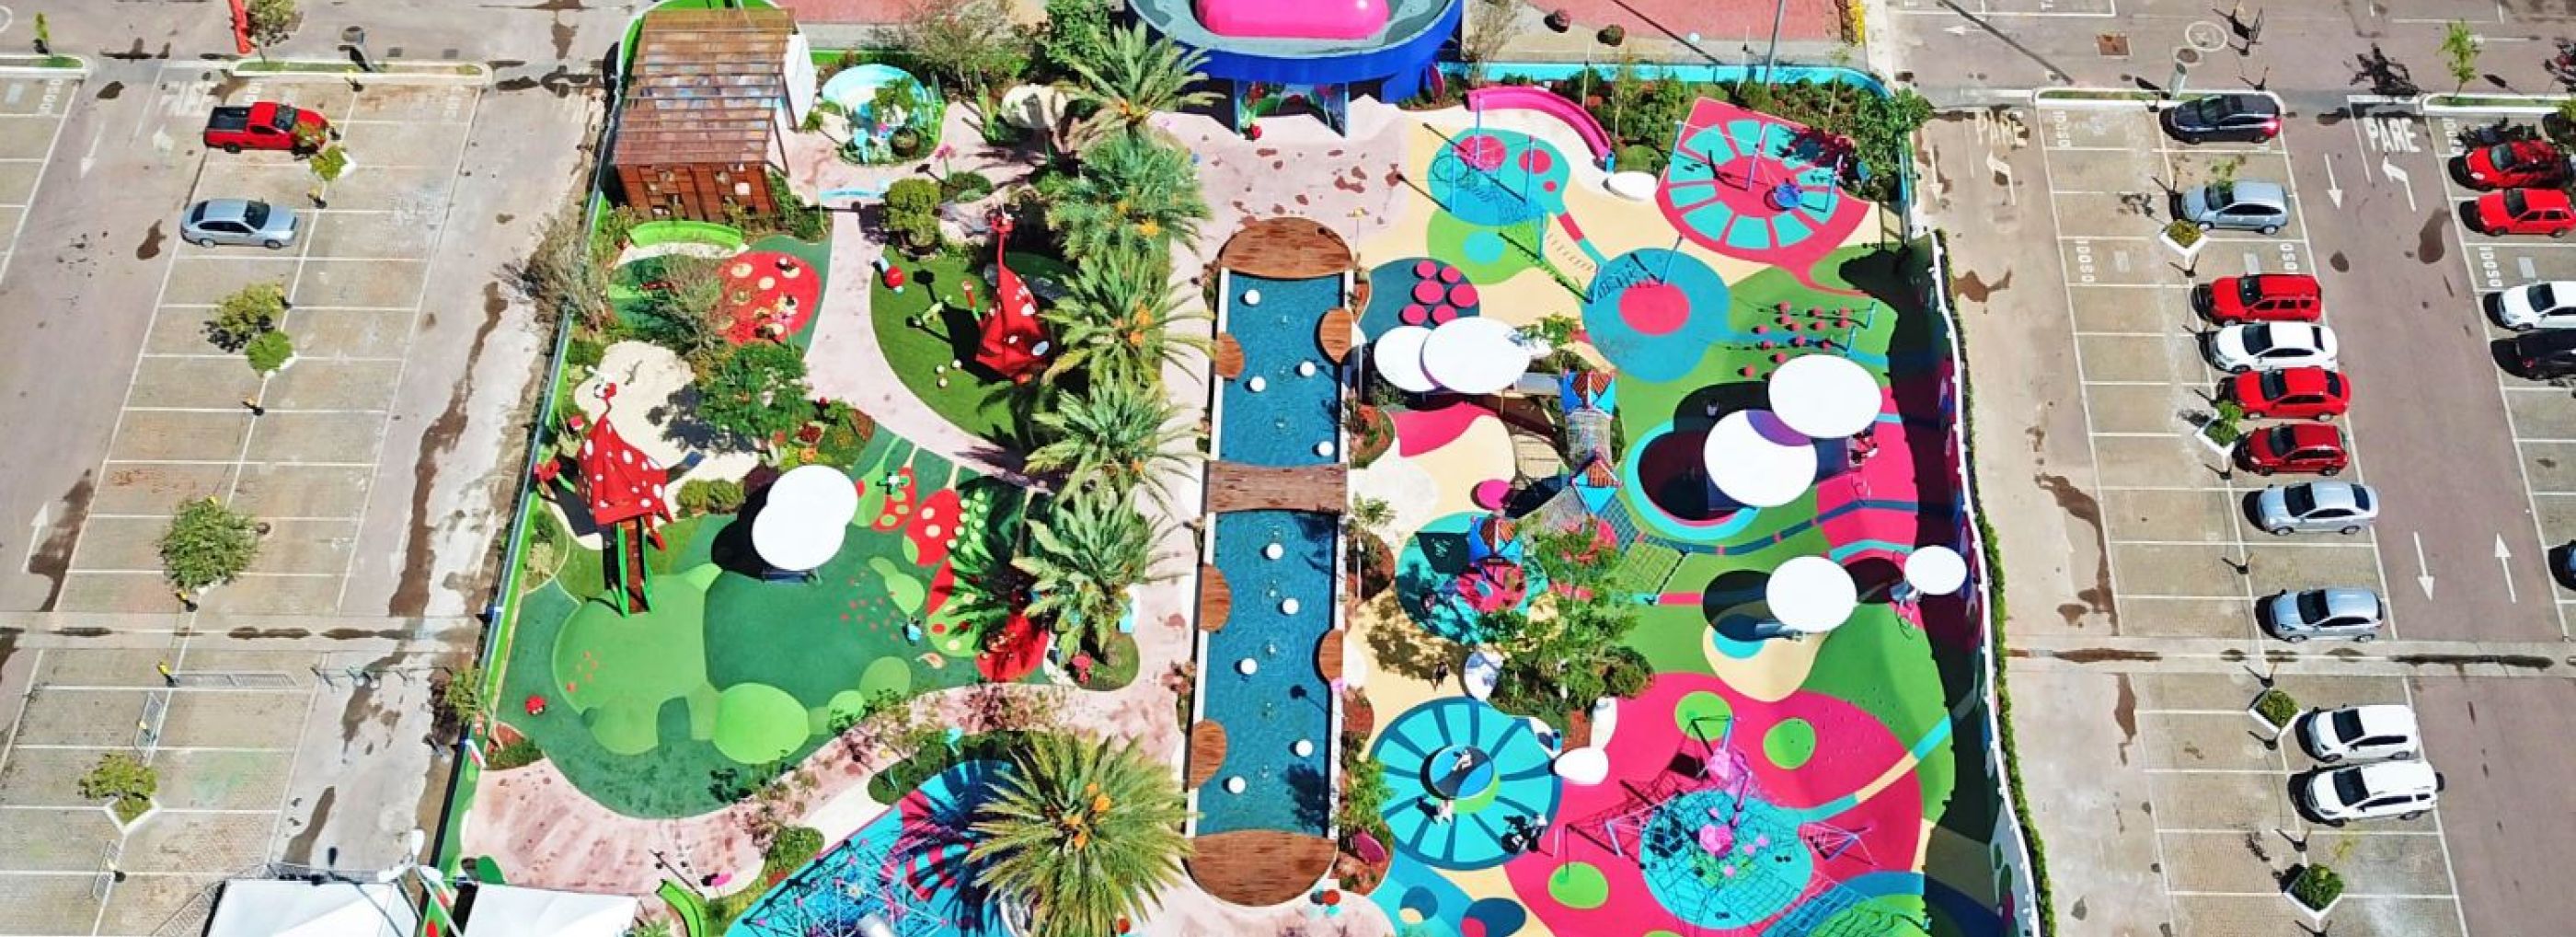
xmin=1420 ymin=316 xmax=1535 ymax=395
xmin=1374 ymin=325 xmax=1439 ymax=394
xmin=753 ymin=465 xmax=860 ymax=573
xmin=1768 ymin=555 xmax=1857 ymax=633
xmin=1554 ymin=746 xmax=1610 ymax=785
xmin=206 ymin=879 xmax=417 ymax=937
xmin=1905 ymin=545 xmax=1970 ymax=596
xmin=1768 ymin=354 xmax=1883 ymax=438
xmin=463 ymin=884 xmax=643 ymax=937
xmin=1703 ymin=410 xmax=1816 ymax=508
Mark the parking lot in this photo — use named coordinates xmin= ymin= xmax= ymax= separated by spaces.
xmin=2020 ymin=98 xmax=2471 ymax=936
xmin=0 ymin=68 xmax=78 ymax=283
xmin=51 ymin=72 xmax=482 ymax=618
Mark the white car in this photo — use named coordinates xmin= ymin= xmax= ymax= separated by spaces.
xmin=2487 ymin=281 xmax=2576 ymax=330
xmin=2296 ymin=759 xmax=2443 ymax=825
xmin=2299 ymin=704 xmax=2421 ymax=763
xmin=2205 ymin=322 xmax=2340 ymax=373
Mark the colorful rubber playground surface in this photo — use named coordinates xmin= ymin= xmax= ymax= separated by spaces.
xmin=1344 ymin=93 xmax=2015 ymax=936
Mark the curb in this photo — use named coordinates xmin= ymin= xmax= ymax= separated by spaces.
xmin=0 ymin=54 xmax=89 ymax=77
xmin=223 ymin=57 xmax=491 ymax=87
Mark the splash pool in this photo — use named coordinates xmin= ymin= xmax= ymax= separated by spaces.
xmin=1219 ymin=272 xmax=1344 ymax=468
xmin=1199 ymin=509 xmax=1339 ymax=835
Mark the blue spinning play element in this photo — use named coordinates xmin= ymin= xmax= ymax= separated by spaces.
xmin=1662 ymin=118 xmax=1845 ymax=253
xmin=1371 ymin=698 xmax=1562 ymax=871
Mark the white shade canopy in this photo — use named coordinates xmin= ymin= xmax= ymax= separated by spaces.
xmin=1587 ymin=695 xmax=1621 ymax=746
xmin=1374 ymin=325 xmax=1439 ymax=394
xmin=1462 ymin=649 xmax=1502 ymax=700
xmin=771 ymin=464 xmax=859 ymax=523
xmin=206 ymin=880 xmax=417 ymax=937
xmin=1554 ymin=746 xmax=1610 ymax=785
xmin=462 ymin=885 xmax=643 ymax=937
xmin=1703 ymin=410 xmax=1817 ymax=508
xmin=1768 ymin=354 xmax=1883 ymax=438
xmin=753 ymin=466 xmax=860 ymax=573
xmin=1905 ymin=545 xmax=1970 ymax=595
xmin=1767 ymin=555 xmax=1857 ymax=633
xmin=1420 ymin=316 xmax=1535 ymax=395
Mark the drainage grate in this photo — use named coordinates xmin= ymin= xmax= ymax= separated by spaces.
xmin=2099 ymin=33 xmax=2132 ymax=57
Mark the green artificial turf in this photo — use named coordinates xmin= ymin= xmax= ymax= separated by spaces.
xmin=868 ymin=249 xmax=1075 ymax=445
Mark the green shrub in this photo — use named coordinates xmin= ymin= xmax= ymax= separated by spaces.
xmin=2252 ymin=688 xmax=2299 ymax=729
xmin=763 ymin=826 xmax=825 ymax=878
xmin=245 ymin=330 xmax=294 ymax=374
xmin=1615 ymin=143 xmax=1667 ymax=175
xmin=159 ymin=498 xmax=259 ymax=591
xmin=309 ymin=145 xmax=350 ymax=182
xmin=486 ymin=738 xmax=545 ymax=770
xmin=2204 ymin=399 xmax=2247 ymax=445
xmin=205 ymin=282 xmax=288 ymax=352
xmin=940 ymin=170 xmax=996 ymax=202
xmin=565 ymin=336 xmax=604 ymax=369
xmin=676 ymin=478 xmax=748 ymax=515
xmin=2289 ymin=863 xmax=2344 ymax=910
xmin=80 ymin=752 xmax=156 ymax=822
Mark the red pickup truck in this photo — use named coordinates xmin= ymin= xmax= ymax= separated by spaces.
xmin=202 ymin=102 xmax=333 ymax=154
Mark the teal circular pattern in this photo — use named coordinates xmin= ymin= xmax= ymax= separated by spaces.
xmin=1428 ymin=129 xmax=1570 ymax=228
xmin=1371 ymin=698 xmax=1563 ymax=871
xmin=1639 ymin=789 xmax=1814 ymax=929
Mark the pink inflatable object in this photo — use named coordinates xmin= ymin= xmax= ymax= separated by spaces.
xmin=1197 ymin=0 xmax=1388 ymax=40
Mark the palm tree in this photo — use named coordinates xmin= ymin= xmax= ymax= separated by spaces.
xmin=1028 ymin=381 xmax=1198 ymax=505
xmin=1045 ymin=133 xmax=1211 ymax=264
xmin=1058 ymin=23 xmax=1216 ymax=149
xmin=970 ymin=734 xmax=1191 ymax=937
xmin=1042 ymin=248 xmax=1210 ymax=388
xmin=1013 ymin=490 xmax=1174 ymax=656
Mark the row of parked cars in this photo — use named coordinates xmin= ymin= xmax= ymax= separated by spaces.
xmin=2163 ymin=93 xmax=2445 ymax=826
xmin=178 ymin=102 xmax=339 ymax=249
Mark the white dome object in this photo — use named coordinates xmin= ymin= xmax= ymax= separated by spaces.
xmin=1768 ymin=354 xmax=1882 ymax=438
xmin=1314 ymin=441 xmax=1335 ymax=457
xmin=1224 ymin=776 xmax=1247 ymax=793
xmin=934 ymin=364 xmax=947 ymax=374
xmin=1554 ymin=746 xmax=1610 ymax=784
xmin=1702 ymin=410 xmax=1816 ymax=508
xmin=1242 ymin=289 xmax=1263 ymax=307
xmin=1248 ymin=376 xmax=1268 ymax=392
xmin=1768 ymin=555 xmax=1858 ymax=633
xmin=1372 ymin=325 xmax=1438 ymax=394
xmin=1282 ymin=598 xmax=1301 ymax=615
xmin=1604 ymin=171 xmax=1659 ymax=201
xmin=1292 ymin=739 xmax=1315 ymax=757
xmin=1297 ymin=361 xmax=1318 ymax=376
xmin=1264 ymin=543 xmax=1284 ymax=560
xmin=1904 ymin=545 xmax=1970 ymax=595
xmin=1238 ymin=657 xmax=1259 ymax=675
xmin=1419 ymin=316 xmax=1535 ymax=395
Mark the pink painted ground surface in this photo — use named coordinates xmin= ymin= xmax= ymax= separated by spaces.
xmin=771 ymin=0 xmax=910 ymax=24
xmin=1501 ymin=673 xmax=1925 ymax=935
xmin=1391 ymin=400 xmax=1497 ymax=457
xmin=1548 ymin=0 xmax=1844 ymax=43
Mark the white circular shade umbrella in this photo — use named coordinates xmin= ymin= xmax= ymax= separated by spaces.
xmin=1703 ymin=410 xmax=1816 ymax=508
xmin=1420 ymin=317 xmax=1534 ymax=395
xmin=1767 ymin=555 xmax=1857 ymax=633
xmin=1905 ymin=545 xmax=1970 ymax=595
xmin=1768 ymin=354 xmax=1882 ymax=438
xmin=1374 ymin=325 xmax=1439 ymax=394
xmin=752 ymin=466 xmax=859 ymax=573
xmin=1553 ymin=746 xmax=1609 ymax=785
xmin=772 ymin=465 xmax=859 ymax=525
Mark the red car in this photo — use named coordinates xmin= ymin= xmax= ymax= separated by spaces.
xmin=202 ymin=102 xmax=332 ymax=155
xmin=2462 ymin=140 xmax=2571 ymax=190
xmin=2238 ymin=423 xmax=2350 ymax=476
xmin=2195 ymin=273 xmax=2323 ymax=323
xmin=2470 ymin=188 xmax=2576 ymax=237
xmin=2226 ymin=366 xmax=2352 ymax=421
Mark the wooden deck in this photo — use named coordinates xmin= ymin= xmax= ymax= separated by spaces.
xmin=1212 ymin=333 xmax=1244 ymax=379
xmin=1205 ymin=461 xmax=1347 ymax=515
xmin=1317 ymin=308 xmax=1355 ymax=364
xmin=1186 ymin=720 xmax=1229 ymax=790
xmin=1199 ymin=564 xmax=1231 ymax=632
xmin=1187 ymin=830 xmax=1340 ymax=908
xmin=1316 ymin=630 xmax=1345 ymax=682
xmin=1215 ymin=217 xmax=1355 ymax=280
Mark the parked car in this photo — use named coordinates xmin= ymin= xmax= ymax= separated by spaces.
xmin=2206 ymin=322 xmax=2339 ymax=373
xmin=2459 ymin=139 xmax=2570 ymax=190
xmin=2469 ymin=188 xmax=2576 ymax=237
xmin=2295 ymin=760 xmax=2442 ymax=825
xmin=2506 ymin=329 xmax=2576 ymax=378
xmin=2159 ymin=92 xmax=2282 ymax=144
xmin=179 ymin=199 xmax=297 ymax=249
xmin=2486 ymin=281 xmax=2576 ymax=330
xmin=2225 ymin=366 xmax=2351 ymax=421
xmin=201 ymin=101 xmax=332 ymax=155
xmin=2196 ymin=273 xmax=2323 ymax=323
xmin=2238 ymin=423 xmax=2349 ymax=476
xmin=2251 ymin=481 xmax=2378 ymax=535
xmin=2259 ymin=587 xmax=2386 ymax=642
xmin=2179 ymin=180 xmax=2293 ymax=235
xmin=2300 ymin=704 xmax=2422 ymax=763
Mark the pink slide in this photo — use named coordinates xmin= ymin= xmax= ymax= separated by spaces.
xmin=1466 ymin=87 xmax=1614 ymax=162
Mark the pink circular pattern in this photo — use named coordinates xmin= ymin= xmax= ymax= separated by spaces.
xmin=1413 ymin=281 xmax=1445 ymax=304
xmin=1447 ymin=283 xmax=1480 ymax=307
xmin=1454 ymin=134 xmax=1508 ymax=172
xmin=1472 ymin=480 xmax=1511 ymax=510
xmin=1414 ymin=260 xmax=1438 ymax=278
xmin=1519 ymin=147 xmax=1554 ymax=173
xmin=1432 ymin=305 xmax=1458 ymax=323
xmin=1401 ymin=304 xmax=1429 ymax=325
xmin=1618 ymin=280 xmax=1691 ymax=337
xmin=1439 ymin=265 xmax=1464 ymax=284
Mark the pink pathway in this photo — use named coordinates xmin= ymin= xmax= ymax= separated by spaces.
xmin=1547 ymin=0 xmax=1844 ymax=49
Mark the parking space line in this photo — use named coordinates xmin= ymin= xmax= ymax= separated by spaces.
xmin=2071 ymin=330 xmax=2179 ymax=338
xmin=123 ymin=406 xmax=387 ymax=415
xmin=8 ymin=744 xmax=293 ymax=754
xmin=2056 ymin=234 xmax=2153 ymax=243
xmin=156 ymin=303 xmax=418 ymax=312
xmin=2086 ymin=380 xmax=2180 ymax=387
xmin=2100 ymin=483 xmax=2236 ymax=492
xmin=2094 ymin=431 xmax=2185 ymax=438
xmin=2513 ymin=436 xmax=2576 ymax=445
xmin=0 ymin=73 xmax=75 ymax=285
xmin=2397 ymin=677 xmax=2478 ymax=934
xmin=2113 ymin=538 xmax=2363 ymax=548
xmin=2142 ymin=767 xmax=2277 ymax=774
xmin=85 ymin=513 xmax=362 ymax=523
xmin=2117 ymin=592 xmax=2252 ymax=600
xmin=139 ymin=353 xmax=410 ymax=363
xmin=2133 ymin=709 xmax=2248 ymax=716
xmin=178 ymin=254 xmax=433 ymax=264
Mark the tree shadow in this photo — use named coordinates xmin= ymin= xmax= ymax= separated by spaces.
xmin=1362 ymin=606 xmax=1464 ymax=683
xmin=1285 ymin=762 xmax=1333 ymax=831
xmin=1701 ymin=569 xmax=1771 ymax=642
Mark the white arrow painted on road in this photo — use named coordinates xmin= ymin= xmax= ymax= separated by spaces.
xmin=20 ymin=506 xmax=43 ymax=573
xmin=2496 ymin=535 xmax=2518 ymax=603
xmin=77 ymin=125 xmax=102 ymax=178
xmin=2382 ymin=156 xmax=2417 ymax=213
xmin=2325 ymin=154 xmax=2344 ymax=209
xmin=1944 ymin=24 xmax=1974 ymax=35
xmin=1985 ymin=152 xmax=2015 ymax=205
xmin=2414 ymin=531 xmax=2434 ymax=598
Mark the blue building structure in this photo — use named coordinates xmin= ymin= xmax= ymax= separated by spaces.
xmin=1130 ymin=0 xmax=1461 ymax=135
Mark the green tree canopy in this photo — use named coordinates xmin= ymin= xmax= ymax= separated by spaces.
xmin=1013 ymin=490 xmax=1172 ymax=655
xmin=1027 ymin=380 xmax=1197 ymax=504
xmin=159 ymin=498 xmax=259 ymax=592
xmin=1043 ymin=133 xmax=1210 ymax=264
xmin=970 ymin=734 xmax=1191 ymax=937
xmin=900 ymin=0 xmax=1030 ymax=98
xmin=695 ymin=341 xmax=811 ymax=449
xmin=205 ymin=281 xmax=287 ymax=352
xmin=1057 ymin=23 xmax=1214 ymax=149
xmin=1041 ymin=247 xmax=1209 ymax=388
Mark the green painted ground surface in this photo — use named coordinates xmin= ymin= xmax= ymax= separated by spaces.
xmin=868 ymin=249 xmax=1075 ymax=443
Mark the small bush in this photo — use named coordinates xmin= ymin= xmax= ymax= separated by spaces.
xmin=2252 ymin=687 xmax=2298 ymax=728
xmin=566 ymin=336 xmax=605 ymax=369
xmin=676 ymin=478 xmax=748 ymax=515
xmin=245 ymin=330 xmax=294 ymax=374
xmin=940 ymin=170 xmax=996 ymax=202
xmin=205 ymin=282 xmax=288 ymax=352
xmin=486 ymin=738 xmax=545 ymax=770
xmin=764 ymin=826 xmax=825 ymax=878
xmin=309 ymin=145 xmax=350 ymax=182
xmin=2205 ymin=399 xmax=2247 ymax=445
xmin=80 ymin=752 xmax=156 ymax=823
xmin=890 ymin=127 xmax=925 ymax=158
xmin=1616 ymin=143 xmax=1668 ymax=175
xmin=2288 ymin=863 xmax=2344 ymax=911
xmin=159 ymin=498 xmax=259 ymax=591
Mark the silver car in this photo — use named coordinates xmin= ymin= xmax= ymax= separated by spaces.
xmin=2251 ymin=481 xmax=2379 ymax=535
xmin=2260 ymin=587 xmax=2386 ymax=642
xmin=181 ymin=198 xmax=297 ymax=249
xmin=2180 ymin=179 xmax=2292 ymax=235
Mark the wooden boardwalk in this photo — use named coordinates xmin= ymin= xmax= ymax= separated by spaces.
xmin=1216 ymin=216 xmax=1354 ymax=280
xmin=1187 ymin=830 xmax=1340 ymax=908
xmin=1205 ymin=461 xmax=1347 ymax=515
xmin=1316 ymin=629 xmax=1345 ymax=682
